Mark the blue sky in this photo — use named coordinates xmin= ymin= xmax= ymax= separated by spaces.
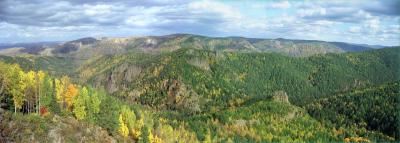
xmin=0 ymin=0 xmax=399 ymax=46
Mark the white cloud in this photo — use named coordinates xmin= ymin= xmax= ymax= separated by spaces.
xmin=83 ymin=4 xmax=117 ymax=16
xmin=314 ymin=20 xmax=335 ymax=26
xmin=298 ymin=6 xmax=326 ymax=17
xmin=365 ymin=17 xmax=380 ymax=32
xmin=125 ymin=15 xmax=161 ymax=27
xmin=0 ymin=0 xmax=398 ymax=46
xmin=349 ymin=26 xmax=361 ymax=33
xmin=188 ymin=0 xmax=242 ymax=20
xmin=270 ymin=1 xmax=291 ymax=9
xmin=252 ymin=1 xmax=291 ymax=9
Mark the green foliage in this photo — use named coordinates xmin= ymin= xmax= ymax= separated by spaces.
xmin=73 ymin=87 xmax=88 ymax=120
xmin=40 ymin=76 xmax=53 ymax=108
xmin=89 ymin=90 xmax=101 ymax=114
xmin=81 ymin=47 xmax=399 ymax=111
xmin=138 ymin=126 xmax=150 ymax=143
xmin=307 ymin=82 xmax=399 ymax=140
xmin=0 ymin=55 xmax=76 ymax=77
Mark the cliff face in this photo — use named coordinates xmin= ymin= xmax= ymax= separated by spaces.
xmin=90 ymin=63 xmax=143 ymax=94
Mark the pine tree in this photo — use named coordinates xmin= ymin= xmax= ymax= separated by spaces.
xmin=139 ymin=126 xmax=150 ymax=143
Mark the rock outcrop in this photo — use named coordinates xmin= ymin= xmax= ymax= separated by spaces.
xmin=272 ymin=91 xmax=290 ymax=104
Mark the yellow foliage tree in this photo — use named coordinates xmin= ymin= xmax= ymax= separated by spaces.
xmin=11 ymin=70 xmax=26 ymax=113
xmin=25 ymin=71 xmax=36 ymax=113
xmin=203 ymin=130 xmax=213 ymax=143
xmin=65 ymin=84 xmax=78 ymax=111
xmin=54 ymin=79 xmax=64 ymax=106
xmin=36 ymin=70 xmax=45 ymax=114
xmin=118 ymin=114 xmax=129 ymax=138
xmin=148 ymin=130 xmax=154 ymax=143
xmin=132 ymin=128 xmax=141 ymax=140
xmin=153 ymin=135 xmax=163 ymax=143
xmin=60 ymin=76 xmax=70 ymax=88
xmin=57 ymin=75 xmax=71 ymax=110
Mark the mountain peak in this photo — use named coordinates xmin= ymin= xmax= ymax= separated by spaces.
xmin=68 ymin=37 xmax=99 ymax=45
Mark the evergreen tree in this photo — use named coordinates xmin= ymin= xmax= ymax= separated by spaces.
xmin=139 ymin=126 xmax=150 ymax=143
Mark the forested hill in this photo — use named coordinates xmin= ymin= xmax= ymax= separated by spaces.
xmin=76 ymin=46 xmax=399 ymax=107
xmin=0 ymin=47 xmax=397 ymax=107
xmin=307 ymin=81 xmax=400 ymax=140
xmin=0 ymin=43 xmax=398 ymax=142
xmin=0 ymin=34 xmax=377 ymax=58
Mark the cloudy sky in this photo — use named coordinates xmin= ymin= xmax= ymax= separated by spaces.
xmin=0 ymin=0 xmax=399 ymax=46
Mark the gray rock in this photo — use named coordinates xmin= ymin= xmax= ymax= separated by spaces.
xmin=272 ymin=91 xmax=290 ymax=104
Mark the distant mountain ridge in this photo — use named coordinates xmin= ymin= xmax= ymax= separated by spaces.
xmin=0 ymin=41 xmax=62 ymax=50
xmin=0 ymin=34 xmax=388 ymax=57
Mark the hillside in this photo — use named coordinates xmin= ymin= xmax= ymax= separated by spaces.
xmin=307 ymin=81 xmax=400 ymax=140
xmin=0 ymin=55 xmax=77 ymax=77
xmin=77 ymin=47 xmax=399 ymax=108
xmin=0 ymin=113 xmax=115 ymax=142
xmin=0 ymin=38 xmax=398 ymax=142
xmin=1 ymin=59 xmax=396 ymax=142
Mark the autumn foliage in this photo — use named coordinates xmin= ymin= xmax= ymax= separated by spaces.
xmin=40 ymin=106 xmax=48 ymax=116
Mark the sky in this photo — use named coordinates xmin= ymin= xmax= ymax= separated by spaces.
xmin=0 ymin=0 xmax=399 ymax=46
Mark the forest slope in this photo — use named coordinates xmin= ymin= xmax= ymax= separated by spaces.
xmin=78 ymin=47 xmax=399 ymax=109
